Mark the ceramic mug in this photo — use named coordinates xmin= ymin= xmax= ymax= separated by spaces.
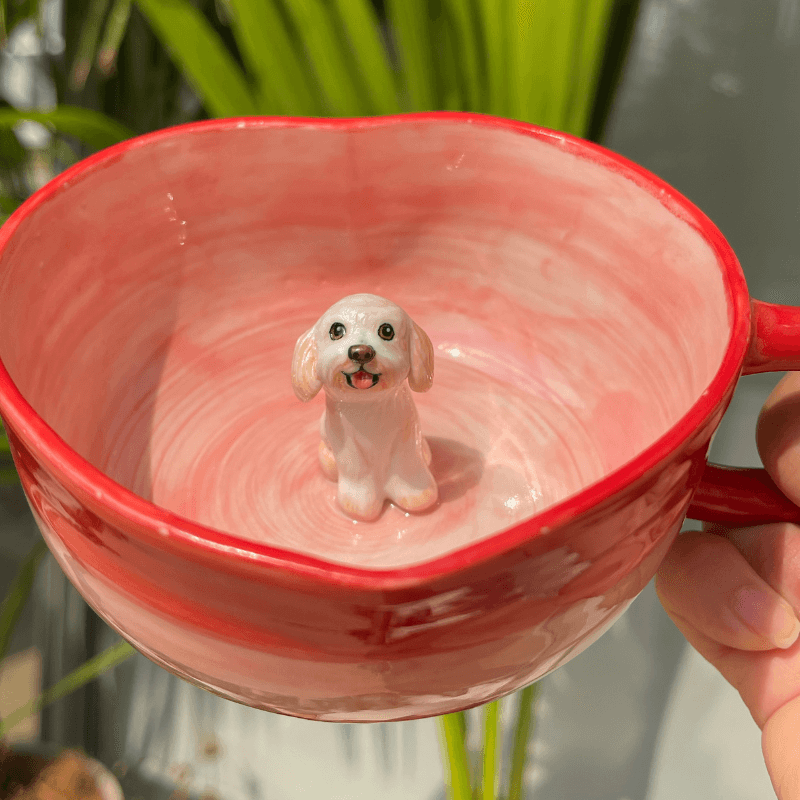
xmin=0 ymin=113 xmax=798 ymax=722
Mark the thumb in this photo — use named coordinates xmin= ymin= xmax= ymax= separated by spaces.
xmin=757 ymin=371 xmax=800 ymax=506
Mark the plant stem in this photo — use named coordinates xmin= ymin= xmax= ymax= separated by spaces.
xmin=0 ymin=639 xmax=136 ymax=739
xmin=438 ymin=711 xmax=473 ymax=800
xmin=508 ymin=683 xmax=540 ymax=800
xmin=480 ymin=700 xmax=499 ymax=800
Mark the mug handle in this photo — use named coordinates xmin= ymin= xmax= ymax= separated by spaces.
xmin=687 ymin=299 xmax=800 ymax=525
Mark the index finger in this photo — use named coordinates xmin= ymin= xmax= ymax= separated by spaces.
xmin=757 ymin=371 xmax=800 ymax=507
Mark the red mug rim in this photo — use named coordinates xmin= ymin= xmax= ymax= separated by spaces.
xmin=0 ymin=111 xmax=751 ymax=589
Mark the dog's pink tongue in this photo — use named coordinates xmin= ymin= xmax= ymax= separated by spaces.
xmin=352 ymin=371 xmax=374 ymax=389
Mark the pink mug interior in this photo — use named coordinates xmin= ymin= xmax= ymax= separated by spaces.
xmin=0 ymin=116 xmax=731 ymax=569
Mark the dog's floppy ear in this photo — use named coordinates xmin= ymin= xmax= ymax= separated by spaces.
xmin=292 ymin=328 xmax=322 ymax=401
xmin=408 ymin=320 xmax=434 ymax=393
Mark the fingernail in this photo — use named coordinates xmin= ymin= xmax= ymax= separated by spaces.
xmin=732 ymin=586 xmax=800 ymax=649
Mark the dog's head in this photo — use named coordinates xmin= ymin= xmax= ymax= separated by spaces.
xmin=292 ymin=294 xmax=434 ymax=402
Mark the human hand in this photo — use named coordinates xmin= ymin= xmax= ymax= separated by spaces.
xmin=656 ymin=371 xmax=800 ymax=799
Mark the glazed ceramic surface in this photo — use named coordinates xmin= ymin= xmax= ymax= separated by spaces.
xmin=0 ymin=114 xmax=799 ymax=721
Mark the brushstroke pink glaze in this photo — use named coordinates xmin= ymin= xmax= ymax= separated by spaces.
xmin=0 ymin=114 xmax=799 ymax=721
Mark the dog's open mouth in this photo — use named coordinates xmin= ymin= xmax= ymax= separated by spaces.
xmin=344 ymin=370 xmax=381 ymax=389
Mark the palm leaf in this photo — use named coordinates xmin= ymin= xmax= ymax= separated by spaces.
xmin=134 ymin=0 xmax=258 ymax=118
xmin=385 ymin=0 xmax=437 ymax=110
xmin=442 ymin=0 xmax=484 ymax=110
xmin=330 ymin=0 xmax=401 ymax=115
xmin=508 ymin=0 xmax=535 ymax=121
xmin=0 ymin=106 xmax=133 ymax=149
xmin=70 ymin=0 xmax=111 ymax=89
xmin=97 ymin=0 xmax=134 ymax=75
xmin=280 ymin=0 xmax=367 ymax=116
xmin=475 ymin=0 xmax=509 ymax=115
xmin=226 ymin=0 xmax=321 ymax=115
xmin=544 ymin=0 xmax=584 ymax=132
xmin=431 ymin=5 xmax=465 ymax=110
xmin=566 ymin=0 xmax=616 ymax=135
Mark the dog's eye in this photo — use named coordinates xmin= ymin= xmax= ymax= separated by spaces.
xmin=330 ymin=322 xmax=346 ymax=340
xmin=378 ymin=323 xmax=394 ymax=341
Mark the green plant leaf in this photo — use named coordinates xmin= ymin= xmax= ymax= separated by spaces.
xmin=510 ymin=0 xmax=558 ymax=126
xmin=567 ymin=0 xmax=616 ymax=137
xmin=214 ymin=0 xmax=232 ymax=24
xmin=480 ymin=700 xmax=499 ymax=800
xmin=6 ymin=0 xmax=38 ymax=34
xmin=226 ymin=0 xmax=320 ymax=115
xmin=0 ymin=468 xmax=18 ymax=485
xmin=0 ymin=639 xmax=136 ymax=739
xmin=70 ymin=0 xmax=111 ymax=90
xmin=330 ymin=0 xmax=401 ymax=115
xmin=430 ymin=5 xmax=464 ymax=111
xmin=134 ymin=0 xmax=258 ymax=118
xmin=438 ymin=711 xmax=472 ymax=800
xmin=0 ymin=540 xmax=48 ymax=667
xmin=586 ymin=0 xmax=642 ymax=142
xmin=97 ymin=0 xmax=133 ymax=76
xmin=508 ymin=683 xmax=540 ymax=800
xmin=475 ymin=0 xmax=508 ymax=116
xmin=385 ymin=0 xmax=437 ymax=111
xmin=442 ymin=0 xmax=484 ymax=110
xmin=0 ymin=127 xmax=26 ymax=169
xmin=0 ymin=106 xmax=133 ymax=150
xmin=538 ymin=0 xmax=582 ymax=131
xmin=280 ymin=0 xmax=367 ymax=116
xmin=507 ymin=0 xmax=536 ymax=121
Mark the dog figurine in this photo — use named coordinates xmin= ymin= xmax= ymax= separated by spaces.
xmin=292 ymin=293 xmax=438 ymax=521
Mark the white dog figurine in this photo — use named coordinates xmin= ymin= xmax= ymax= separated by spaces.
xmin=292 ymin=293 xmax=438 ymax=521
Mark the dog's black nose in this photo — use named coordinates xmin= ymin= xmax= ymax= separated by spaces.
xmin=348 ymin=344 xmax=375 ymax=364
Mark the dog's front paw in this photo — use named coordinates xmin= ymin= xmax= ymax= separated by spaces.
xmin=386 ymin=473 xmax=438 ymax=514
xmin=338 ymin=480 xmax=384 ymax=522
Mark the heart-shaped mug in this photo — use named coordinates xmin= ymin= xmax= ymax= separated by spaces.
xmin=0 ymin=113 xmax=798 ymax=721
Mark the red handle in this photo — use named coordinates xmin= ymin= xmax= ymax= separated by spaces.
xmin=687 ymin=300 xmax=800 ymax=525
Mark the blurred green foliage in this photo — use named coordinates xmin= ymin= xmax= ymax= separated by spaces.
xmin=132 ymin=0 xmax=619 ymax=125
